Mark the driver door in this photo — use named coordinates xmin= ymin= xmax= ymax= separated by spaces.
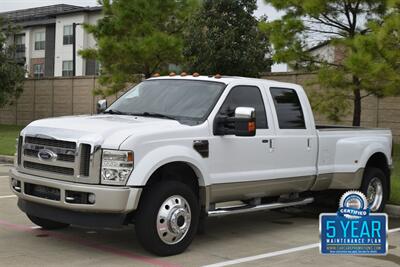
xmin=208 ymin=84 xmax=276 ymax=202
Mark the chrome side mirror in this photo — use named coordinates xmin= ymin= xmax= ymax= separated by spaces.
xmin=234 ymin=107 xmax=256 ymax=136
xmin=97 ymin=99 xmax=107 ymax=114
xmin=235 ymin=107 xmax=255 ymax=119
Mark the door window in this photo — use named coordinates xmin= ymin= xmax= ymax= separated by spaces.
xmin=270 ymin=88 xmax=306 ymax=129
xmin=219 ymin=86 xmax=268 ymax=129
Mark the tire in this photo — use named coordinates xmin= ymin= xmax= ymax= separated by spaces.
xmin=360 ymin=167 xmax=388 ymax=213
xmin=27 ymin=214 xmax=70 ymax=230
xmin=135 ymin=181 xmax=199 ymax=256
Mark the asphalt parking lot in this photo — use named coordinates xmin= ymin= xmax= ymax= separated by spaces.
xmin=0 ymin=163 xmax=399 ymax=267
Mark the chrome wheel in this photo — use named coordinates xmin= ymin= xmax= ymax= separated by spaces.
xmin=156 ymin=195 xmax=191 ymax=245
xmin=367 ymin=177 xmax=383 ymax=212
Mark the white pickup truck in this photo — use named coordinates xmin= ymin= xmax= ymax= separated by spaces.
xmin=10 ymin=75 xmax=393 ymax=256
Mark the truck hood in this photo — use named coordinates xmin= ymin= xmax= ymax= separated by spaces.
xmin=22 ymin=114 xmax=185 ymax=149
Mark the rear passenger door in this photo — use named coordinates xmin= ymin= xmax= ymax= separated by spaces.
xmin=267 ymin=87 xmax=318 ymax=183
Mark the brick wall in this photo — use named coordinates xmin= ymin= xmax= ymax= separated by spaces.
xmin=0 ymin=76 xmax=104 ymax=125
xmin=1 ymin=74 xmax=399 ymax=143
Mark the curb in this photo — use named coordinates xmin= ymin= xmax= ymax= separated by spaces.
xmin=0 ymin=155 xmax=14 ymax=164
xmin=386 ymin=204 xmax=400 ymax=218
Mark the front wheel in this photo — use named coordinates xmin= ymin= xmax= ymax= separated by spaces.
xmin=360 ymin=167 xmax=388 ymax=213
xmin=27 ymin=214 xmax=70 ymax=230
xmin=135 ymin=181 xmax=199 ymax=256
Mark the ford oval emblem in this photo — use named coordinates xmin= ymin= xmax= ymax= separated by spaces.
xmin=38 ymin=149 xmax=58 ymax=161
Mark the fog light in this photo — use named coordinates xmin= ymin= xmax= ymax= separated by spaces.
xmin=88 ymin=193 xmax=96 ymax=204
xmin=11 ymin=178 xmax=21 ymax=192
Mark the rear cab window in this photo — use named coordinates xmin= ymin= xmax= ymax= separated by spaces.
xmin=269 ymin=87 xmax=306 ymax=129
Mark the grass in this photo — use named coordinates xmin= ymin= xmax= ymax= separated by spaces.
xmin=0 ymin=124 xmax=24 ymax=156
xmin=390 ymin=144 xmax=400 ymax=205
xmin=0 ymin=123 xmax=399 ymax=204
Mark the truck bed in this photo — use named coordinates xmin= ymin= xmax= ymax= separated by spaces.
xmin=316 ymin=125 xmax=389 ymax=131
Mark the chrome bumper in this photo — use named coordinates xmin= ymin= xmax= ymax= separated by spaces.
xmin=9 ymin=168 xmax=142 ymax=213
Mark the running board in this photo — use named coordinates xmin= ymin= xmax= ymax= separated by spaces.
xmin=207 ymin=197 xmax=314 ymax=217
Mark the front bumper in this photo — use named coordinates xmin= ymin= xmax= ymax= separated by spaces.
xmin=9 ymin=168 xmax=142 ymax=214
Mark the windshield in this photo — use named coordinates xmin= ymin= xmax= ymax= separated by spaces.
xmin=106 ymin=79 xmax=226 ymax=124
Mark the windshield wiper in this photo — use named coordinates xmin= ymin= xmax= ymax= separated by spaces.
xmin=103 ymin=109 xmax=129 ymax=115
xmin=133 ymin=112 xmax=177 ymax=121
xmin=104 ymin=110 xmax=178 ymax=121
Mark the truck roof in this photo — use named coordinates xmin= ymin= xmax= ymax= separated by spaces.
xmin=147 ymin=75 xmax=300 ymax=89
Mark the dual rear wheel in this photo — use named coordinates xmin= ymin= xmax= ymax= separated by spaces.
xmin=360 ymin=167 xmax=388 ymax=213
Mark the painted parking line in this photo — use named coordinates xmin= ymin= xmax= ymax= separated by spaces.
xmin=203 ymin=227 xmax=400 ymax=267
xmin=388 ymin=227 xmax=400 ymax=233
xmin=0 ymin=195 xmax=17 ymax=199
xmin=0 ymin=219 xmax=181 ymax=267
xmin=0 ymin=176 xmax=9 ymax=178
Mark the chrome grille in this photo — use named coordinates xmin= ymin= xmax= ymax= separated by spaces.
xmin=79 ymin=144 xmax=91 ymax=176
xmin=24 ymin=161 xmax=74 ymax=175
xmin=25 ymin=137 xmax=76 ymax=149
xmin=19 ymin=136 xmax=100 ymax=184
xmin=24 ymin=148 xmax=75 ymax=162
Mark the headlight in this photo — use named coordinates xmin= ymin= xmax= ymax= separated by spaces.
xmin=101 ymin=150 xmax=134 ymax=185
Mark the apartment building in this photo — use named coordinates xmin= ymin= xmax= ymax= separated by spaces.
xmin=1 ymin=4 xmax=102 ymax=78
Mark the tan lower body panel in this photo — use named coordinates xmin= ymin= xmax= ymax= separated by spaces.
xmin=208 ymin=176 xmax=315 ymax=203
xmin=206 ymin=169 xmax=365 ymax=205
xmin=311 ymin=168 xmax=364 ymax=191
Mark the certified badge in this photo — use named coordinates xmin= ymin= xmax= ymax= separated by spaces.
xmin=320 ymin=191 xmax=388 ymax=255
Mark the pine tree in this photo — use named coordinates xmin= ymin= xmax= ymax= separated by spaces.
xmin=262 ymin=0 xmax=399 ymax=126
xmin=0 ymin=18 xmax=25 ymax=108
xmin=80 ymin=0 xmax=198 ymax=96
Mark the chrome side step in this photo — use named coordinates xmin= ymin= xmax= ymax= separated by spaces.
xmin=207 ymin=197 xmax=314 ymax=217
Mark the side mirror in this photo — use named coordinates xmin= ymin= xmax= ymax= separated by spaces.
xmin=214 ymin=107 xmax=256 ymax=136
xmin=97 ymin=99 xmax=107 ymax=114
xmin=234 ymin=107 xmax=256 ymax=136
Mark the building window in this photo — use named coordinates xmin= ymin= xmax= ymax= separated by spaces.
xmin=34 ymin=32 xmax=45 ymax=50
xmin=95 ymin=61 xmax=101 ymax=76
xmin=62 ymin=61 xmax=73 ymax=76
xmin=15 ymin=34 xmax=25 ymax=53
xmin=14 ymin=34 xmax=26 ymax=61
xmin=33 ymin=64 xmax=44 ymax=79
xmin=63 ymin=25 xmax=73 ymax=45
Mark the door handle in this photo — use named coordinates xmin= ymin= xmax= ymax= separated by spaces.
xmin=269 ymin=139 xmax=275 ymax=152
xmin=262 ymin=139 xmax=274 ymax=152
xmin=307 ymin=138 xmax=311 ymax=151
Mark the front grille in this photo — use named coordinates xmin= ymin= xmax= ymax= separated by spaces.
xmin=24 ymin=148 xmax=75 ymax=162
xmin=21 ymin=136 xmax=98 ymax=184
xmin=80 ymin=144 xmax=91 ymax=176
xmin=24 ymin=161 xmax=74 ymax=176
xmin=17 ymin=136 xmax=23 ymax=165
xmin=25 ymin=137 xmax=76 ymax=149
